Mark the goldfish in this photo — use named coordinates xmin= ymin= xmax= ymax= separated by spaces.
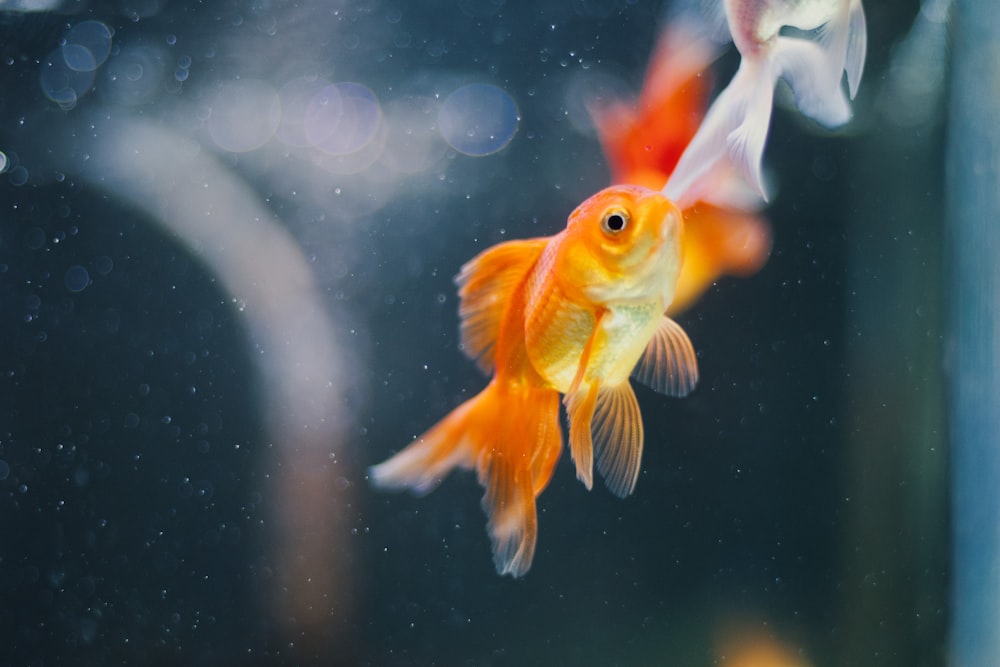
xmin=370 ymin=185 xmax=699 ymax=576
xmin=714 ymin=620 xmax=814 ymax=667
xmin=589 ymin=21 xmax=772 ymax=313
xmin=664 ymin=0 xmax=868 ymax=204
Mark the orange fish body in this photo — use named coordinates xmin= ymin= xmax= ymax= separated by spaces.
xmin=589 ymin=24 xmax=772 ymax=314
xmin=370 ymin=185 xmax=699 ymax=576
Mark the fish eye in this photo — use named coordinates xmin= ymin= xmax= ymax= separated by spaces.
xmin=601 ymin=208 xmax=629 ymax=235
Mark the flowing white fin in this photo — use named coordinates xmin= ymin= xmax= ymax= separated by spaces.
xmin=664 ymin=57 xmax=776 ymax=205
xmin=771 ymin=36 xmax=852 ymax=128
xmin=845 ymin=0 xmax=868 ymax=99
xmin=665 ymin=0 xmax=868 ymax=207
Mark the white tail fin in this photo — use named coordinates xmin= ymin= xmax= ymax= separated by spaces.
xmin=663 ymin=56 xmax=776 ymax=205
xmin=845 ymin=0 xmax=868 ymax=99
xmin=772 ymin=36 xmax=852 ymax=127
xmin=664 ymin=0 xmax=868 ymax=206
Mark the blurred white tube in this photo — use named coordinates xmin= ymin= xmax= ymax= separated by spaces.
xmin=71 ymin=114 xmax=355 ymax=652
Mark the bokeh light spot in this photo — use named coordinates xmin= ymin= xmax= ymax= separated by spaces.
xmin=208 ymin=79 xmax=281 ymax=153
xmin=95 ymin=255 xmax=114 ymax=276
xmin=62 ymin=44 xmax=97 ymax=72
xmin=277 ymin=76 xmax=331 ymax=148
xmin=63 ymin=21 xmax=113 ymax=72
xmin=64 ymin=265 xmax=91 ymax=293
xmin=40 ymin=48 xmax=95 ymax=110
xmin=305 ymin=82 xmax=381 ymax=156
xmin=8 ymin=165 xmax=29 ymax=186
xmin=304 ymin=84 xmax=343 ymax=145
xmin=438 ymin=83 xmax=518 ymax=156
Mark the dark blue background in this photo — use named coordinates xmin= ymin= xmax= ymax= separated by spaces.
xmin=0 ymin=1 xmax=944 ymax=665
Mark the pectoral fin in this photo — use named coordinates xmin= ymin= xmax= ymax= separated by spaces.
xmin=593 ymin=382 xmax=644 ymax=497
xmin=632 ymin=315 xmax=699 ymax=397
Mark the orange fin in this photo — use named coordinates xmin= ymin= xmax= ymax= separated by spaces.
xmin=632 ymin=316 xmax=699 ymax=397
xmin=478 ymin=452 xmax=537 ymax=577
xmin=692 ymin=206 xmax=772 ymax=277
xmin=589 ymin=23 xmax=716 ymax=187
xmin=669 ymin=205 xmax=772 ymax=314
xmin=369 ymin=395 xmax=479 ymax=494
xmin=476 ymin=384 xmax=561 ymax=576
xmin=593 ymin=382 xmax=644 ymax=497
xmin=562 ymin=309 xmax=609 ymax=491
xmin=528 ymin=390 xmax=563 ymax=496
xmin=565 ymin=381 xmax=598 ymax=491
xmin=370 ymin=380 xmax=561 ymax=577
xmin=456 ymin=238 xmax=547 ymax=373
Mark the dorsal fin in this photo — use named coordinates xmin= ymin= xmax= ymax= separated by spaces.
xmin=455 ymin=238 xmax=548 ymax=373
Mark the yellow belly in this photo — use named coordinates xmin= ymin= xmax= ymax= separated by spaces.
xmin=524 ymin=281 xmax=662 ymax=393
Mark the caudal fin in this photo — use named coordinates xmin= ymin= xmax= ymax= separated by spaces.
xmin=665 ymin=0 xmax=868 ymax=206
xmin=664 ymin=57 xmax=776 ymax=205
xmin=370 ymin=381 xmax=562 ymax=577
xmin=369 ymin=396 xmax=479 ymax=494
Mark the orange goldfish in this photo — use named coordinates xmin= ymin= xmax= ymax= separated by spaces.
xmin=370 ymin=185 xmax=698 ymax=576
xmin=589 ymin=23 xmax=772 ymax=314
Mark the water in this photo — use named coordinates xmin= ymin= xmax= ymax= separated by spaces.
xmin=0 ymin=1 xmax=956 ymax=665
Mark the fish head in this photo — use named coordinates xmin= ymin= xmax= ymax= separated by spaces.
xmin=561 ymin=184 xmax=684 ymax=307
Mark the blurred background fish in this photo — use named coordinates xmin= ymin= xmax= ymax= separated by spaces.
xmin=588 ymin=20 xmax=772 ymax=314
xmin=664 ymin=0 xmax=867 ymax=204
